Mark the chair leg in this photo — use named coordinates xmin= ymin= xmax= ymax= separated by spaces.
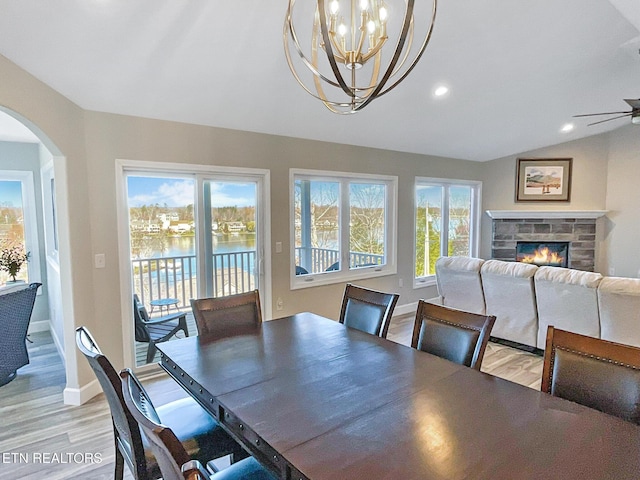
xmin=146 ymin=343 xmax=157 ymax=364
xmin=114 ymin=444 xmax=125 ymax=480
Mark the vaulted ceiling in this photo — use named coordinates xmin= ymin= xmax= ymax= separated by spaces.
xmin=0 ymin=0 xmax=638 ymax=161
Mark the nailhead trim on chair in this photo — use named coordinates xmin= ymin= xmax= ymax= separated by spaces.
xmin=424 ymin=315 xmax=482 ymax=332
xmin=546 ymin=345 xmax=640 ymax=393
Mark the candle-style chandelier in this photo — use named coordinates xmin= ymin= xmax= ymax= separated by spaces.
xmin=284 ymin=0 xmax=437 ymax=114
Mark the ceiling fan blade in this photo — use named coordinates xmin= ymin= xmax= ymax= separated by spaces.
xmin=624 ymin=99 xmax=640 ymax=109
xmin=587 ymin=113 xmax=632 ymax=126
xmin=574 ymin=111 xmax=631 ymax=117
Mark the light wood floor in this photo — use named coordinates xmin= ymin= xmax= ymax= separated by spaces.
xmin=0 ymin=316 xmax=543 ymax=479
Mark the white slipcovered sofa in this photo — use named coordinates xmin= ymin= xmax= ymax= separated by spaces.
xmin=434 ymin=256 xmax=640 ymax=350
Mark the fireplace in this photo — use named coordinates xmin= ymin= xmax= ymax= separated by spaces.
xmin=516 ymin=241 xmax=569 ymax=268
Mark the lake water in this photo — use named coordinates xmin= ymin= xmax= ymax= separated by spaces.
xmin=153 ymin=233 xmax=256 ymax=258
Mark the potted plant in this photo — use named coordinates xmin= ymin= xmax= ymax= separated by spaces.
xmin=0 ymin=241 xmax=31 ymax=283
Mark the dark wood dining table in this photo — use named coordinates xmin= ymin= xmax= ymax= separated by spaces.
xmin=157 ymin=312 xmax=640 ymax=480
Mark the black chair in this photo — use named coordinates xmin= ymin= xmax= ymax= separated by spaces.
xmin=120 ymin=368 xmax=277 ymax=480
xmin=190 ymin=290 xmax=262 ymax=340
xmin=75 ymin=326 xmax=245 ymax=480
xmin=411 ymin=301 xmax=496 ymax=370
xmin=542 ymin=326 xmax=640 ymax=425
xmin=339 ymin=283 xmax=399 ymax=338
xmin=0 ymin=282 xmax=41 ymax=386
xmin=134 ymin=294 xmax=189 ymax=363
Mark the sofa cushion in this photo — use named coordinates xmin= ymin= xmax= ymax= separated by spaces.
xmin=481 ymin=260 xmax=538 ymax=348
xmin=598 ymin=277 xmax=640 ymax=348
xmin=535 ymin=266 xmax=603 ymax=348
xmin=435 ymin=256 xmax=486 ymax=315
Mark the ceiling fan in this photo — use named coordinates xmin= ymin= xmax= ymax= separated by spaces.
xmin=574 ymin=99 xmax=640 ymax=126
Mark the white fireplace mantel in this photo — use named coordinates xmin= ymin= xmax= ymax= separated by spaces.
xmin=485 ymin=210 xmax=608 ymax=220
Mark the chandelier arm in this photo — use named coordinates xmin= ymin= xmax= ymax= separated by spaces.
xmin=284 ymin=31 xmax=366 ymax=108
xmin=285 ymin=5 xmax=346 ymax=90
xmin=368 ymin=0 xmax=437 ymax=100
xmin=317 ymin=0 xmax=355 ymax=98
xmin=353 ymin=0 xmax=418 ymax=111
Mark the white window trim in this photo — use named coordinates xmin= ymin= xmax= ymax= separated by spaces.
xmin=0 ymin=170 xmax=42 ymax=287
xmin=290 ymin=168 xmax=398 ymax=290
xmin=115 ymin=159 xmax=271 ymax=373
xmin=413 ymin=176 xmax=482 ymax=289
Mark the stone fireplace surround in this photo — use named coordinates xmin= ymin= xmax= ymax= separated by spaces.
xmin=486 ymin=210 xmax=608 ymax=272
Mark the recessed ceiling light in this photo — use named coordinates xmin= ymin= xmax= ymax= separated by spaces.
xmin=561 ymin=123 xmax=574 ymax=133
xmin=433 ymin=85 xmax=449 ymax=97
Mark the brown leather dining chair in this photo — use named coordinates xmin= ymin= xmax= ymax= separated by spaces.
xmin=120 ymin=368 xmax=277 ymax=480
xmin=75 ymin=326 xmax=245 ymax=480
xmin=339 ymin=283 xmax=400 ymax=338
xmin=542 ymin=326 xmax=640 ymax=425
xmin=411 ymin=301 xmax=496 ymax=370
xmin=190 ymin=290 xmax=262 ymax=339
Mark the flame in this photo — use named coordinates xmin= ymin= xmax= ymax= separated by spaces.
xmin=520 ymin=247 xmax=564 ymax=265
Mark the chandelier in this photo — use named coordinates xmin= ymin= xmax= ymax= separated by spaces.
xmin=284 ymin=0 xmax=437 ymax=114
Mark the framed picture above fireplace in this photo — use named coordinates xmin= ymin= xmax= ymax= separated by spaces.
xmin=516 ymin=158 xmax=572 ymax=202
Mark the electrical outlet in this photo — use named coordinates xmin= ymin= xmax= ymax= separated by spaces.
xmin=398 ymin=278 xmax=404 ymax=288
xmin=94 ymin=253 xmax=106 ymax=269
xmin=276 ymin=297 xmax=284 ymax=311
xmin=609 ymin=267 xmax=615 ymax=276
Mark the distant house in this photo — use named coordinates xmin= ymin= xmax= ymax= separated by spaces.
xmin=169 ymin=221 xmax=192 ymax=233
xmin=225 ymin=221 xmax=245 ymax=233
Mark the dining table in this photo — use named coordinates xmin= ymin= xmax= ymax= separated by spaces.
xmin=156 ymin=312 xmax=640 ymax=480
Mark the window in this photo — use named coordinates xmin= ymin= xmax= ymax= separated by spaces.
xmin=0 ymin=171 xmax=41 ymax=285
xmin=414 ymin=177 xmax=481 ymax=287
xmin=291 ymin=169 xmax=397 ymax=288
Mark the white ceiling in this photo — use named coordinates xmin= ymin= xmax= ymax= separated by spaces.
xmin=0 ymin=0 xmax=638 ymax=161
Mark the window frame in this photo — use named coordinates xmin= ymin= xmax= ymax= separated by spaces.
xmin=0 ymin=170 xmax=42 ymax=286
xmin=413 ymin=176 xmax=482 ymax=289
xmin=290 ymin=168 xmax=397 ymax=290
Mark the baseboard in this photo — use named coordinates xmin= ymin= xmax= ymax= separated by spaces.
xmin=49 ymin=323 xmax=66 ymax=363
xmin=63 ymin=378 xmax=102 ymax=406
xmin=28 ymin=319 xmax=50 ymax=334
xmin=393 ymin=296 xmax=440 ymax=318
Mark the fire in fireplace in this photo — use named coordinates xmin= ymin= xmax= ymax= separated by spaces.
xmin=516 ymin=241 xmax=569 ymax=268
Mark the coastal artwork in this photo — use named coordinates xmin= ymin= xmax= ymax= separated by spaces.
xmin=516 ymin=158 xmax=572 ymax=202
xmin=524 ymin=166 xmax=563 ymax=194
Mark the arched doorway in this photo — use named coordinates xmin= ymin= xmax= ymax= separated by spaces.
xmin=0 ymin=107 xmax=78 ymax=402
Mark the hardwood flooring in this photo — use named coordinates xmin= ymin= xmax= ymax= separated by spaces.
xmin=0 ymin=315 xmax=543 ymax=479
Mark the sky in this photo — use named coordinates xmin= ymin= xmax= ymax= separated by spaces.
xmin=0 ymin=180 xmax=23 ymax=207
xmin=127 ymin=176 xmax=256 ymax=208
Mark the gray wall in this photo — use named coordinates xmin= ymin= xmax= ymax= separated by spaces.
xmin=480 ymin=132 xmax=611 ymax=272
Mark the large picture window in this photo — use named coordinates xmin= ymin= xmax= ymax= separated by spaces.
xmin=291 ymin=169 xmax=397 ymax=288
xmin=414 ymin=177 xmax=481 ymax=287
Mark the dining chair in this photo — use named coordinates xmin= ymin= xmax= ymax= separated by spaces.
xmin=339 ymin=283 xmax=399 ymax=338
xmin=75 ymin=326 xmax=245 ymax=480
xmin=411 ymin=301 xmax=496 ymax=370
xmin=541 ymin=326 xmax=640 ymax=425
xmin=134 ymin=294 xmax=189 ymax=363
xmin=120 ymin=368 xmax=277 ymax=480
xmin=190 ymin=290 xmax=262 ymax=339
xmin=0 ymin=282 xmax=41 ymax=386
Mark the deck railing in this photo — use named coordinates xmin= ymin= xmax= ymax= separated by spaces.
xmin=131 ymin=250 xmax=257 ymax=309
xmin=294 ymin=247 xmax=383 ymax=273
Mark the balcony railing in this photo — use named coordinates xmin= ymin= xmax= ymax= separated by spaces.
xmin=294 ymin=247 xmax=383 ymax=274
xmin=131 ymin=250 xmax=257 ymax=310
